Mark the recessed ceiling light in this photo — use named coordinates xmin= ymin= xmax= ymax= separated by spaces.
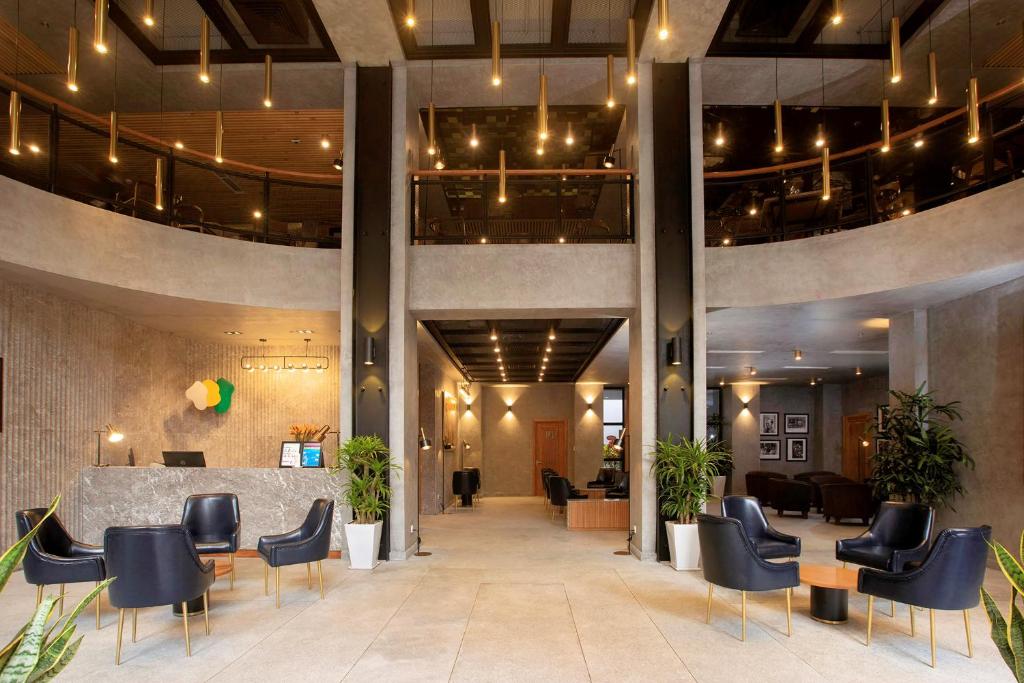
xmin=830 ymin=350 xmax=888 ymax=355
xmin=708 ymin=350 xmax=765 ymax=354
xmin=224 ymin=331 xmax=242 ymax=335
xmin=782 ymin=365 xmax=831 ymax=370
xmin=292 ymin=329 xmax=314 ymax=334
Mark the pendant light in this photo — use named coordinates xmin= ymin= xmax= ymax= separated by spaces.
xmin=606 ymin=55 xmax=615 ymax=108
xmin=714 ymin=121 xmax=725 ymax=147
xmin=657 ymin=0 xmax=669 ymax=40
xmin=469 ymin=123 xmax=479 ymax=148
xmin=67 ymin=26 xmax=79 ymax=91
xmin=108 ymin=111 xmax=118 ymax=163
xmin=427 ymin=102 xmax=436 ymax=156
xmin=927 ymin=51 xmax=938 ymax=105
xmin=491 ymin=20 xmax=502 ymax=86
xmin=498 ymin=149 xmax=507 ymax=204
xmin=772 ymin=59 xmax=783 ymax=153
xmin=155 ymin=6 xmax=166 ymax=212
xmin=93 ymin=0 xmax=108 ymax=53
xmin=889 ymin=16 xmax=902 ymax=84
xmin=155 ymin=158 xmax=164 ymax=211
xmin=537 ymin=73 xmax=548 ymax=142
xmin=966 ymin=0 xmax=980 ymax=144
xmin=263 ymin=55 xmax=273 ymax=107
xmin=880 ymin=98 xmax=891 ymax=152
xmin=199 ymin=16 xmax=211 ymax=83
xmin=565 ymin=122 xmax=574 ymax=146
xmin=831 ymin=0 xmax=842 ymax=25
xmin=815 ymin=123 xmax=826 ymax=148
xmin=215 ymin=110 xmax=224 ymax=163
xmin=821 ymin=146 xmax=831 ymax=201
xmin=8 ymin=92 xmax=20 ymax=156
xmin=143 ymin=0 xmax=155 ymax=27
xmin=626 ymin=18 xmax=637 ymax=85
xmin=405 ymin=0 xmax=416 ymax=27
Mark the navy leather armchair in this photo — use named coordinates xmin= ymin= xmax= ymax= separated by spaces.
xmin=697 ymin=514 xmax=799 ymax=641
xmin=15 ymin=508 xmax=106 ymax=627
xmin=858 ymin=526 xmax=990 ymax=668
xmin=104 ymin=525 xmax=216 ymax=664
xmin=181 ymin=493 xmax=241 ymax=589
xmin=721 ymin=495 xmax=801 ymax=559
xmin=836 ymin=501 xmax=934 ymax=572
xmin=257 ymin=498 xmax=334 ymax=607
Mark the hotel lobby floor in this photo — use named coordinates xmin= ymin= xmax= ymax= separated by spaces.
xmin=1 ymin=497 xmax=1014 ymax=682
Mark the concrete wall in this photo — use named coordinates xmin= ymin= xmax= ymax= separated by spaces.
xmin=573 ymin=383 xmax=607 ymax=491
xmin=727 ymin=384 xmax=820 ymax=486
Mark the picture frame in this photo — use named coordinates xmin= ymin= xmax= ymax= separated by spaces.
xmin=279 ymin=441 xmax=301 ymax=468
xmin=876 ymin=404 xmax=890 ymax=432
xmin=784 ymin=413 xmax=809 ymax=434
xmin=759 ymin=440 xmax=781 ymax=460
xmin=759 ymin=412 xmax=779 ymax=436
xmin=786 ymin=438 xmax=808 ymax=462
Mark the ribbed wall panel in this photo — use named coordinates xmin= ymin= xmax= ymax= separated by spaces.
xmin=0 ymin=277 xmax=339 ymax=549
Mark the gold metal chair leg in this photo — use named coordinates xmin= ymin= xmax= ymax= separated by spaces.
xmin=964 ymin=609 xmax=973 ymax=658
xmin=275 ymin=567 xmax=280 ymax=609
xmin=95 ymin=581 xmax=102 ymax=629
xmin=317 ymin=560 xmax=325 ymax=600
xmin=705 ymin=584 xmax=713 ymax=624
xmin=929 ymin=609 xmax=936 ymax=668
xmin=229 ymin=553 xmax=235 ymax=590
xmin=307 ymin=563 xmax=312 ymax=589
xmin=131 ymin=608 xmax=137 ymax=642
xmin=741 ymin=591 xmax=747 ymax=642
xmin=36 ymin=584 xmax=43 ymax=607
xmin=866 ymin=595 xmax=874 ymax=646
xmin=59 ymin=583 xmax=65 ymax=615
xmin=890 ymin=599 xmax=895 ymax=618
xmin=264 ymin=562 xmax=269 ymax=595
xmin=182 ymin=602 xmax=191 ymax=657
xmin=203 ymin=591 xmax=210 ymax=636
xmin=785 ymin=587 xmax=792 ymax=637
xmin=115 ymin=608 xmax=125 ymax=665
xmin=909 ymin=603 xmax=916 ymax=637
xmin=842 ymin=561 xmax=846 ymax=569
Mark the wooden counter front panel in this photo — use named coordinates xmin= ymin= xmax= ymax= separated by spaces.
xmin=566 ymin=499 xmax=629 ymax=530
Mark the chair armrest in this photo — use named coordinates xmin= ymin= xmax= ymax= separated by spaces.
xmin=258 ymin=527 xmax=304 ymax=549
xmin=891 ymin=540 xmax=931 ymax=572
xmin=33 ymin=548 xmax=102 ymax=568
xmin=69 ymin=541 xmax=105 ymax=558
xmin=835 ymin=531 xmax=874 ymax=555
xmin=765 ymin=527 xmax=800 ymax=546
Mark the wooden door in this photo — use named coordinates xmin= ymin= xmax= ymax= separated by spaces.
xmin=533 ymin=420 xmax=568 ymax=496
xmin=842 ymin=414 xmax=873 ymax=482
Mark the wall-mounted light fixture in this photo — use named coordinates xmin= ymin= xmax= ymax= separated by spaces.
xmin=419 ymin=428 xmax=432 ymax=451
xmin=363 ymin=337 xmax=376 ymax=366
xmin=668 ymin=337 xmax=683 ymax=366
xmin=506 ymin=404 xmax=513 ymax=413
xmin=741 ymin=402 xmax=750 ymax=411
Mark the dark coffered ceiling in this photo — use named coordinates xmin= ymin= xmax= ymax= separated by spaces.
xmin=388 ymin=0 xmax=654 ymax=60
xmin=423 ymin=318 xmax=624 ymax=383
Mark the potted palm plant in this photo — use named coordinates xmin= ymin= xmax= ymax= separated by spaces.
xmin=330 ymin=435 xmax=399 ymax=570
xmin=650 ymin=436 xmax=731 ymax=571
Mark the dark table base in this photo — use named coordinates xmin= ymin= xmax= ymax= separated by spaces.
xmin=809 ymin=586 xmax=849 ymax=624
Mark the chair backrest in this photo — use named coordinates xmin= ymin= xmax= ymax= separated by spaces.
xmin=549 ymin=477 xmax=570 ymax=506
xmin=181 ymin=493 xmax=240 ymax=539
xmin=465 ymin=468 xmax=481 ymax=491
xmin=721 ymin=495 xmax=770 ymax=540
xmin=594 ymin=469 xmax=614 ymax=485
xmin=15 ymin=508 xmax=75 ymax=558
xmin=542 ymin=471 xmax=556 ymax=498
xmin=697 ymin=515 xmax=760 ymax=591
xmin=903 ymin=526 xmax=991 ymax=610
xmin=869 ymin=501 xmax=934 ymax=548
xmin=794 ymin=470 xmax=836 ymax=482
xmin=104 ymin=525 xmax=209 ymax=609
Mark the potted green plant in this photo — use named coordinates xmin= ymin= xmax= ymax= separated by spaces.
xmin=650 ymin=436 xmax=731 ymax=570
xmin=329 ymin=435 xmax=399 ymax=569
xmin=980 ymin=530 xmax=1024 ymax=681
xmin=869 ymin=385 xmax=973 ymax=508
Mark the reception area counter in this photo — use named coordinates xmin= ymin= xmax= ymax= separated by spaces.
xmin=80 ymin=467 xmax=347 ymax=551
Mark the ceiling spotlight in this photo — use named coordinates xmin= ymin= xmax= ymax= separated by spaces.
xmin=320 ymin=136 xmax=331 ymax=150
xmin=333 ymin=158 xmax=343 ymax=171
xmin=602 ymin=154 xmax=615 ymax=169
xmin=253 ymin=210 xmax=262 ymax=219
xmin=794 ymin=349 xmax=803 ymax=361
xmin=855 ymin=367 xmax=863 ymax=376
xmin=469 ymin=123 xmax=480 ymax=148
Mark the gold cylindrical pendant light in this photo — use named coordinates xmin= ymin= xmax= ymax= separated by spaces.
xmin=108 ymin=111 xmax=118 ymax=163
xmin=815 ymin=123 xmax=826 ymax=148
xmin=657 ymin=0 xmax=669 ymax=40
xmin=626 ymin=18 xmax=637 ymax=85
xmin=143 ymin=0 xmax=155 ymax=27
xmin=565 ymin=122 xmax=574 ymax=146
xmin=427 ymin=102 xmax=436 ymax=156
xmin=93 ymin=0 xmax=108 ymax=53
xmin=8 ymin=91 xmax=20 ymax=155
xmin=831 ymin=0 xmax=843 ymax=25
xmin=498 ymin=149 xmax=507 ymax=204
xmin=880 ymin=98 xmax=891 ymax=152
xmin=606 ymin=55 xmax=615 ymax=108
xmin=154 ymin=157 xmax=164 ymax=210
xmin=538 ymin=74 xmax=548 ymax=141
xmin=215 ymin=110 xmax=224 ymax=162
xmin=469 ymin=123 xmax=479 ymax=148
xmin=889 ymin=17 xmax=902 ymax=84
xmin=821 ymin=146 xmax=831 ymax=201
xmin=263 ymin=55 xmax=273 ymax=107
xmin=967 ymin=77 xmax=980 ymax=143
xmin=927 ymin=51 xmax=938 ymax=105
xmin=714 ymin=121 xmax=725 ymax=146
xmin=491 ymin=21 xmax=502 ymax=86
xmin=405 ymin=0 xmax=416 ymax=27
xmin=67 ymin=27 xmax=79 ymax=92
xmin=199 ymin=16 xmax=211 ymax=83
xmin=773 ymin=99 xmax=784 ymax=152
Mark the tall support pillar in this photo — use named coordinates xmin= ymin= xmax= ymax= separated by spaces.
xmin=689 ymin=60 xmax=707 ymax=443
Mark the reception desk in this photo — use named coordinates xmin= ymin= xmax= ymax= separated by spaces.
xmin=80 ymin=467 xmax=348 ymax=551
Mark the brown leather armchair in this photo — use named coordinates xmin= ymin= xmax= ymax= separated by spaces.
xmin=769 ymin=479 xmax=812 ymax=518
xmin=744 ymin=471 xmax=788 ymax=508
xmin=820 ymin=482 xmax=877 ymax=525
xmin=808 ymin=474 xmax=853 ymax=513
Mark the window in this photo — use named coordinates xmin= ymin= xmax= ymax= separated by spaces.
xmin=603 ymin=387 xmax=625 ymax=444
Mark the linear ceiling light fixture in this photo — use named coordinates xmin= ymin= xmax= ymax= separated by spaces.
xmin=565 ymin=122 xmax=574 ymax=146
xmin=93 ymin=0 xmax=108 ymax=53
xmin=215 ymin=110 xmax=224 ymax=163
xmin=966 ymin=0 xmax=980 ymax=144
xmin=7 ymin=91 xmax=19 ymax=156
xmin=427 ymin=102 xmax=436 ymax=156
xmin=108 ymin=111 xmax=118 ymax=163
xmin=199 ymin=16 xmax=211 ymax=83
xmin=537 ymin=73 xmax=548 ymax=143
xmin=263 ymin=55 xmax=273 ymax=107
xmin=469 ymin=123 xmax=479 ymax=148
xmin=821 ymin=145 xmax=831 ymax=200
xmin=241 ymin=338 xmax=329 ymax=373
xmin=715 ymin=121 xmax=725 ymax=147
xmin=155 ymin=157 xmax=164 ymax=210
xmin=773 ymin=60 xmax=783 ymax=153
xmin=880 ymin=98 xmax=891 ymax=152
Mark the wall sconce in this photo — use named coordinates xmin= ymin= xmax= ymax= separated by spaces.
xmin=94 ymin=424 xmax=124 ymax=466
xmin=363 ymin=337 xmax=376 ymax=366
xmin=418 ymin=428 xmax=432 ymax=451
xmin=586 ymin=402 xmax=594 ymax=412
xmin=506 ymin=404 xmax=513 ymax=413
xmin=741 ymin=402 xmax=750 ymax=411
xmin=667 ymin=336 xmax=683 ymax=366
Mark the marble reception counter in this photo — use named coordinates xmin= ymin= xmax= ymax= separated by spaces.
xmin=80 ymin=467 xmax=348 ymax=551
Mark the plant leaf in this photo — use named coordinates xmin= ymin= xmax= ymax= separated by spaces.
xmin=993 ymin=541 xmax=1024 ymax=594
xmin=0 ymin=627 xmax=28 ymax=672
xmin=1 ymin=595 xmax=58 ymax=683
xmin=0 ymin=497 xmax=60 ymax=595
xmin=25 ymin=636 xmax=82 ymax=683
xmin=1010 ymin=594 xmax=1024 ymax=683
xmin=24 ymin=626 xmax=75 ymax=683
xmin=982 ymin=588 xmax=1017 ymax=675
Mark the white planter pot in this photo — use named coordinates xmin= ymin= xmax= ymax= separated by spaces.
xmin=345 ymin=521 xmax=383 ymax=570
xmin=665 ymin=521 xmax=701 ymax=571
xmin=712 ymin=475 xmax=727 ymax=499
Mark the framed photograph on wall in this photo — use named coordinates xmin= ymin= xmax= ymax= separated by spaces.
xmin=786 ymin=438 xmax=808 ymax=462
xmin=876 ymin=404 xmax=891 ymax=431
xmin=784 ymin=413 xmax=809 ymax=434
xmin=759 ymin=440 xmax=781 ymax=460
xmin=759 ymin=412 xmax=779 ymax=436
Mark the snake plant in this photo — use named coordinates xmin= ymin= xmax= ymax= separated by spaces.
xmin=0 ymin=496 xmax=113 ymax=682
xmin=981 ymin=530 xmax=1024 ymax=682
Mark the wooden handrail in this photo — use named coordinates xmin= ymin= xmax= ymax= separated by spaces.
xmin=0 ymin=74 xmax=341 ymax=183
xmin=705 ymin=78 xmax=1024 ymax=179
xmin=413 ymin=168 xmax=633 ymax=177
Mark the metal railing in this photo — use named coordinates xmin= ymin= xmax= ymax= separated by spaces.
xmin=411 ymin=170 xmax=634 ymax=245
xmin=0 ymin=81 xmax=342 ymax=249
xmin=704 ymin=81 xmax=1024 ymax=247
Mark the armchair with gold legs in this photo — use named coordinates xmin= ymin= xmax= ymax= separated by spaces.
xmin=257 ymin=499 xmax=334 ymax=608
xmin=697 ymin=514 xmax=799 ymax=641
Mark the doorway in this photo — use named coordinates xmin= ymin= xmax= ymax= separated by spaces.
xmin=533 ymin=420 xmax=568 ymax=496
xmin=842 ymin=414 xmax=872 ymax=481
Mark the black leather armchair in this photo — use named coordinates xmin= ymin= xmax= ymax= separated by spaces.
xmin=697 ymin=514 xmax=799 ymax=641
xmin=453 ymin=470 xmax=475 ymax=507
xmin=104 ymin=525 xmax=216 ymax=664
xmin=548 ymin=477 xmax=586 ymax=519
xmin=858 ymin=526 xmax=990 ymax=668
xmin=836 ymin=501 xmax=934 ymax=572
xmin=465 ymin=467 xmax=481 ymax=501
xmin=181 ymin=493 xmax=241 ymax=589
xmin=605 ymin=472 xmax=630 ymax=499
xmin=15 ymin=508 xmax=106 ymax=627
xmin=587 ymin=469 xmax=616 ymax=488
xmin=721 ymin=495 xmax=800 ymax=559
xmin=257 ymin=498 xmax=334 ymax=607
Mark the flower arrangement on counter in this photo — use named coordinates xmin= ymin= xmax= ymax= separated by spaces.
xmin=290 ymin=423 xmax=329 ymax=442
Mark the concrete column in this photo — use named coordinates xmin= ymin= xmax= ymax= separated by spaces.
xmin=339 ymin=66 xmax=357 ymax=441
xmin=689 ymin=59 xmax=707 ymax=442
xmin=889 ymin=309 xmax=929 ymax=393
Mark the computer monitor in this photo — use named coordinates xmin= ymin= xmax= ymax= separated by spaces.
xmin=162 ymin=451 xmax=207 ymax=467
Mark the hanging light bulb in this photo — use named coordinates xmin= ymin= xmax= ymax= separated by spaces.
xmin=143 ymin=0 xmax=155 ymax=27
xmin=967 ymin=77 xmax=980 ymax=144
xmin=714 ymin=121 xmax=725 ymax=147
xmin=427 ymin=101 xmax=436 ymax=156
xmin=215 ymin=110 xmax=224 ymax=163
xmin=889 ymin=17 xmax=902 ymax=84
xmin=199 ymin=16 xmax=211 ymax=83
xmin=469 ymin=123 xmax=479 ymax=148
xmin=880 ymin=98 xmax=891 ymax=152
xmin=773 ymin=99 xmax=784 ymax=152
xmin=154 ymin=157 xmax=164 ymax=211
xmin=8 ymin=91 xmax=20 ymax=155
xmin=108 ymin=111 xmax=118 ymax=163
xmin=606 ymin=55 xmax=615 ymax=108
xmin=66 ymin=27 xmax=79 ymax=91
xmin=814 ymin=123 xmax=826 ymax=148
xmin=498 ymin=149 xmax=507 ymax=204
xmin=927 ymin=51 xmax=938 ymax=105
xmin=405 ymin=0 xmax=416 ymax=27
xmin=537 ymin=73 xmax=548 ymax=142
xmin=434 ymin=153 xmax=446 ymax=171
xmin=657 ymin=0 xmax=669 ymax=40
xmin=93 ymin=0 xmax=108 ymax=53
xmin=491 ymin=20 xmax=502 ymax=86
xmin=263 ymin=55 xmax=273 ymax=107
xmin=565 ymin=122 xmax=574 ymax=146
xmin=821 ymin=146 xmax=831 ymax=201
xmin=831 ymin=0 xmax=842 ymax=25
xmin=626 ymin=18 xmax=637 ymax=85
xmin=536 ymin=143 xmax=544 ymax=156
xmin=174 ymin=140 xmax=185 ymax=150
xmin=320 ymin=135 xmax=331 ymax=150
